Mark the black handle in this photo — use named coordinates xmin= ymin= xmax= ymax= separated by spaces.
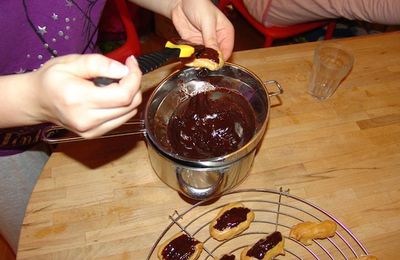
xmin=93 ymin=47 xmax=181 ymax=87
xmin=137 ymin=47 xmax=180 ymax=74
xmin=92 ymin=77 xmax=119 ymax=87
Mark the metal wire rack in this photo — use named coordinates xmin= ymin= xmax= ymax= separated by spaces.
xmin=147 ymin=188 xmax=369 ymax=259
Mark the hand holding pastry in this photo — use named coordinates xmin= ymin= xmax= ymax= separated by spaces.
xmin=170 ymin=0 xmax=234 ymax=60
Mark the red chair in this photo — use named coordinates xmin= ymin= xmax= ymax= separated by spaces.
xmin=104 ymin=0 xmax=142 ymax=63
xmin=218 ymin=0 xmax=336 ymax=47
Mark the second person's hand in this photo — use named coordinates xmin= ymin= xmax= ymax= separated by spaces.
xmin=170 ymin=0 xmax=235 ymax=61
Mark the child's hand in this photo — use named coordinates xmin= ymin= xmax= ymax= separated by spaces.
xmin=32 ymin=54 xmax=142 ymax=138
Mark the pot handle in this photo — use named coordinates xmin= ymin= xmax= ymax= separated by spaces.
xmin=265 ymin=80 xmax=284 ymax=97
xmin=176 ymin=168 xmax=224 ymax=200
xmin=41 ymin=120 xmax=146 ymax=144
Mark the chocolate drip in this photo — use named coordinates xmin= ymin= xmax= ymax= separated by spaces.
xmin=246 ymin=231 xmax=283 ymax=259
xmin=220 ymin=254 xmax=236 ymax=260
xmin=214 ymin=207 xmax=250 ymax=231
xmin=161 ymin=234 xmax=200 ymax=260
xmin=167 ymin=88 xmax=256 ymax=159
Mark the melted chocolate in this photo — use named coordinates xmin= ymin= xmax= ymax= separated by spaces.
xmin=194 ymin=47 xmax=220 ymax=63
xmin=214 ymin=207 xmax=251 ymax=231
xmin=161 ymin=233 xmax=200 ymax=260
xmin=167 ymin=88 xmax=256 ymax=159
xmin=246 ymin=231 xmax=283 ymax=259
xmin=220 ymin=254 xmax=235 ymax=260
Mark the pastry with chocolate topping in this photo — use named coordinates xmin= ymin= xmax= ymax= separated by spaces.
xmin=289 ymin=220 xmax=337 ymax=245
xmin=241 ymin=231 xmax=285 ymax=260
xmin=210 ymin=202 xmax=255 ymax=241
xmin=170 ymin=39 xmax=224 ymax=70
xmin=216 ymin=254 xmax=236 ymax=260
xmin=184 ymin=47 xmax=224 ymax=71
xmin=157 ymin=232 xmax=203 ymax=260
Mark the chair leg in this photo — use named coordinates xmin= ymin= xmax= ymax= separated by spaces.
xmin=105 ymin=0 xmax=141 ymax=63
xmin=324 ymin=21 xmax=336 ymax=40
xmin=264 ymin=36 xmax=274 ymax=48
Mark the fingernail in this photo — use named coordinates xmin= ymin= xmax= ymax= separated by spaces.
xmin=109 ymin=61 xmax=129 ymax=76
xmin=128 ymin=55 xmax=138 ymax=66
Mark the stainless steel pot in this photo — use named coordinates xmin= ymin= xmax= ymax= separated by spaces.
xmin=43 ymin=63 xmax=283 ymax=200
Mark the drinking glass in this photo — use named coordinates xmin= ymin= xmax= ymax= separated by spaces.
xmin=308 ymin=42 xmax=354 ymax=100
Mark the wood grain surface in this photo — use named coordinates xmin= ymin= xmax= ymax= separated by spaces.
xmin=18 ymin=32 xmax=400 ymax=259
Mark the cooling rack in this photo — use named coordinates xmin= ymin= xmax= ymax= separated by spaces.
xmin=147 ymin=188 xmax=369 ymax=259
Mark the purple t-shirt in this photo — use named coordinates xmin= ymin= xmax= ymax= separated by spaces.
xmin=0 ymin=0 xmax=106 ymax=155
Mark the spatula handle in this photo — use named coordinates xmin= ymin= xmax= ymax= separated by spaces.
xmin=93 ymin=47 xmax=181 ymax=87
xmin=137 ymin=48 xmax=180 ymax=74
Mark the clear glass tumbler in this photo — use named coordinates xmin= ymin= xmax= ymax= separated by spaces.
xmin=308 ymin=42 xmax=354 ymax=100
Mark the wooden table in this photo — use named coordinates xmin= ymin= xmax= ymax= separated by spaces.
xmin=18 ymin=32 xmax=400 ymax=259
